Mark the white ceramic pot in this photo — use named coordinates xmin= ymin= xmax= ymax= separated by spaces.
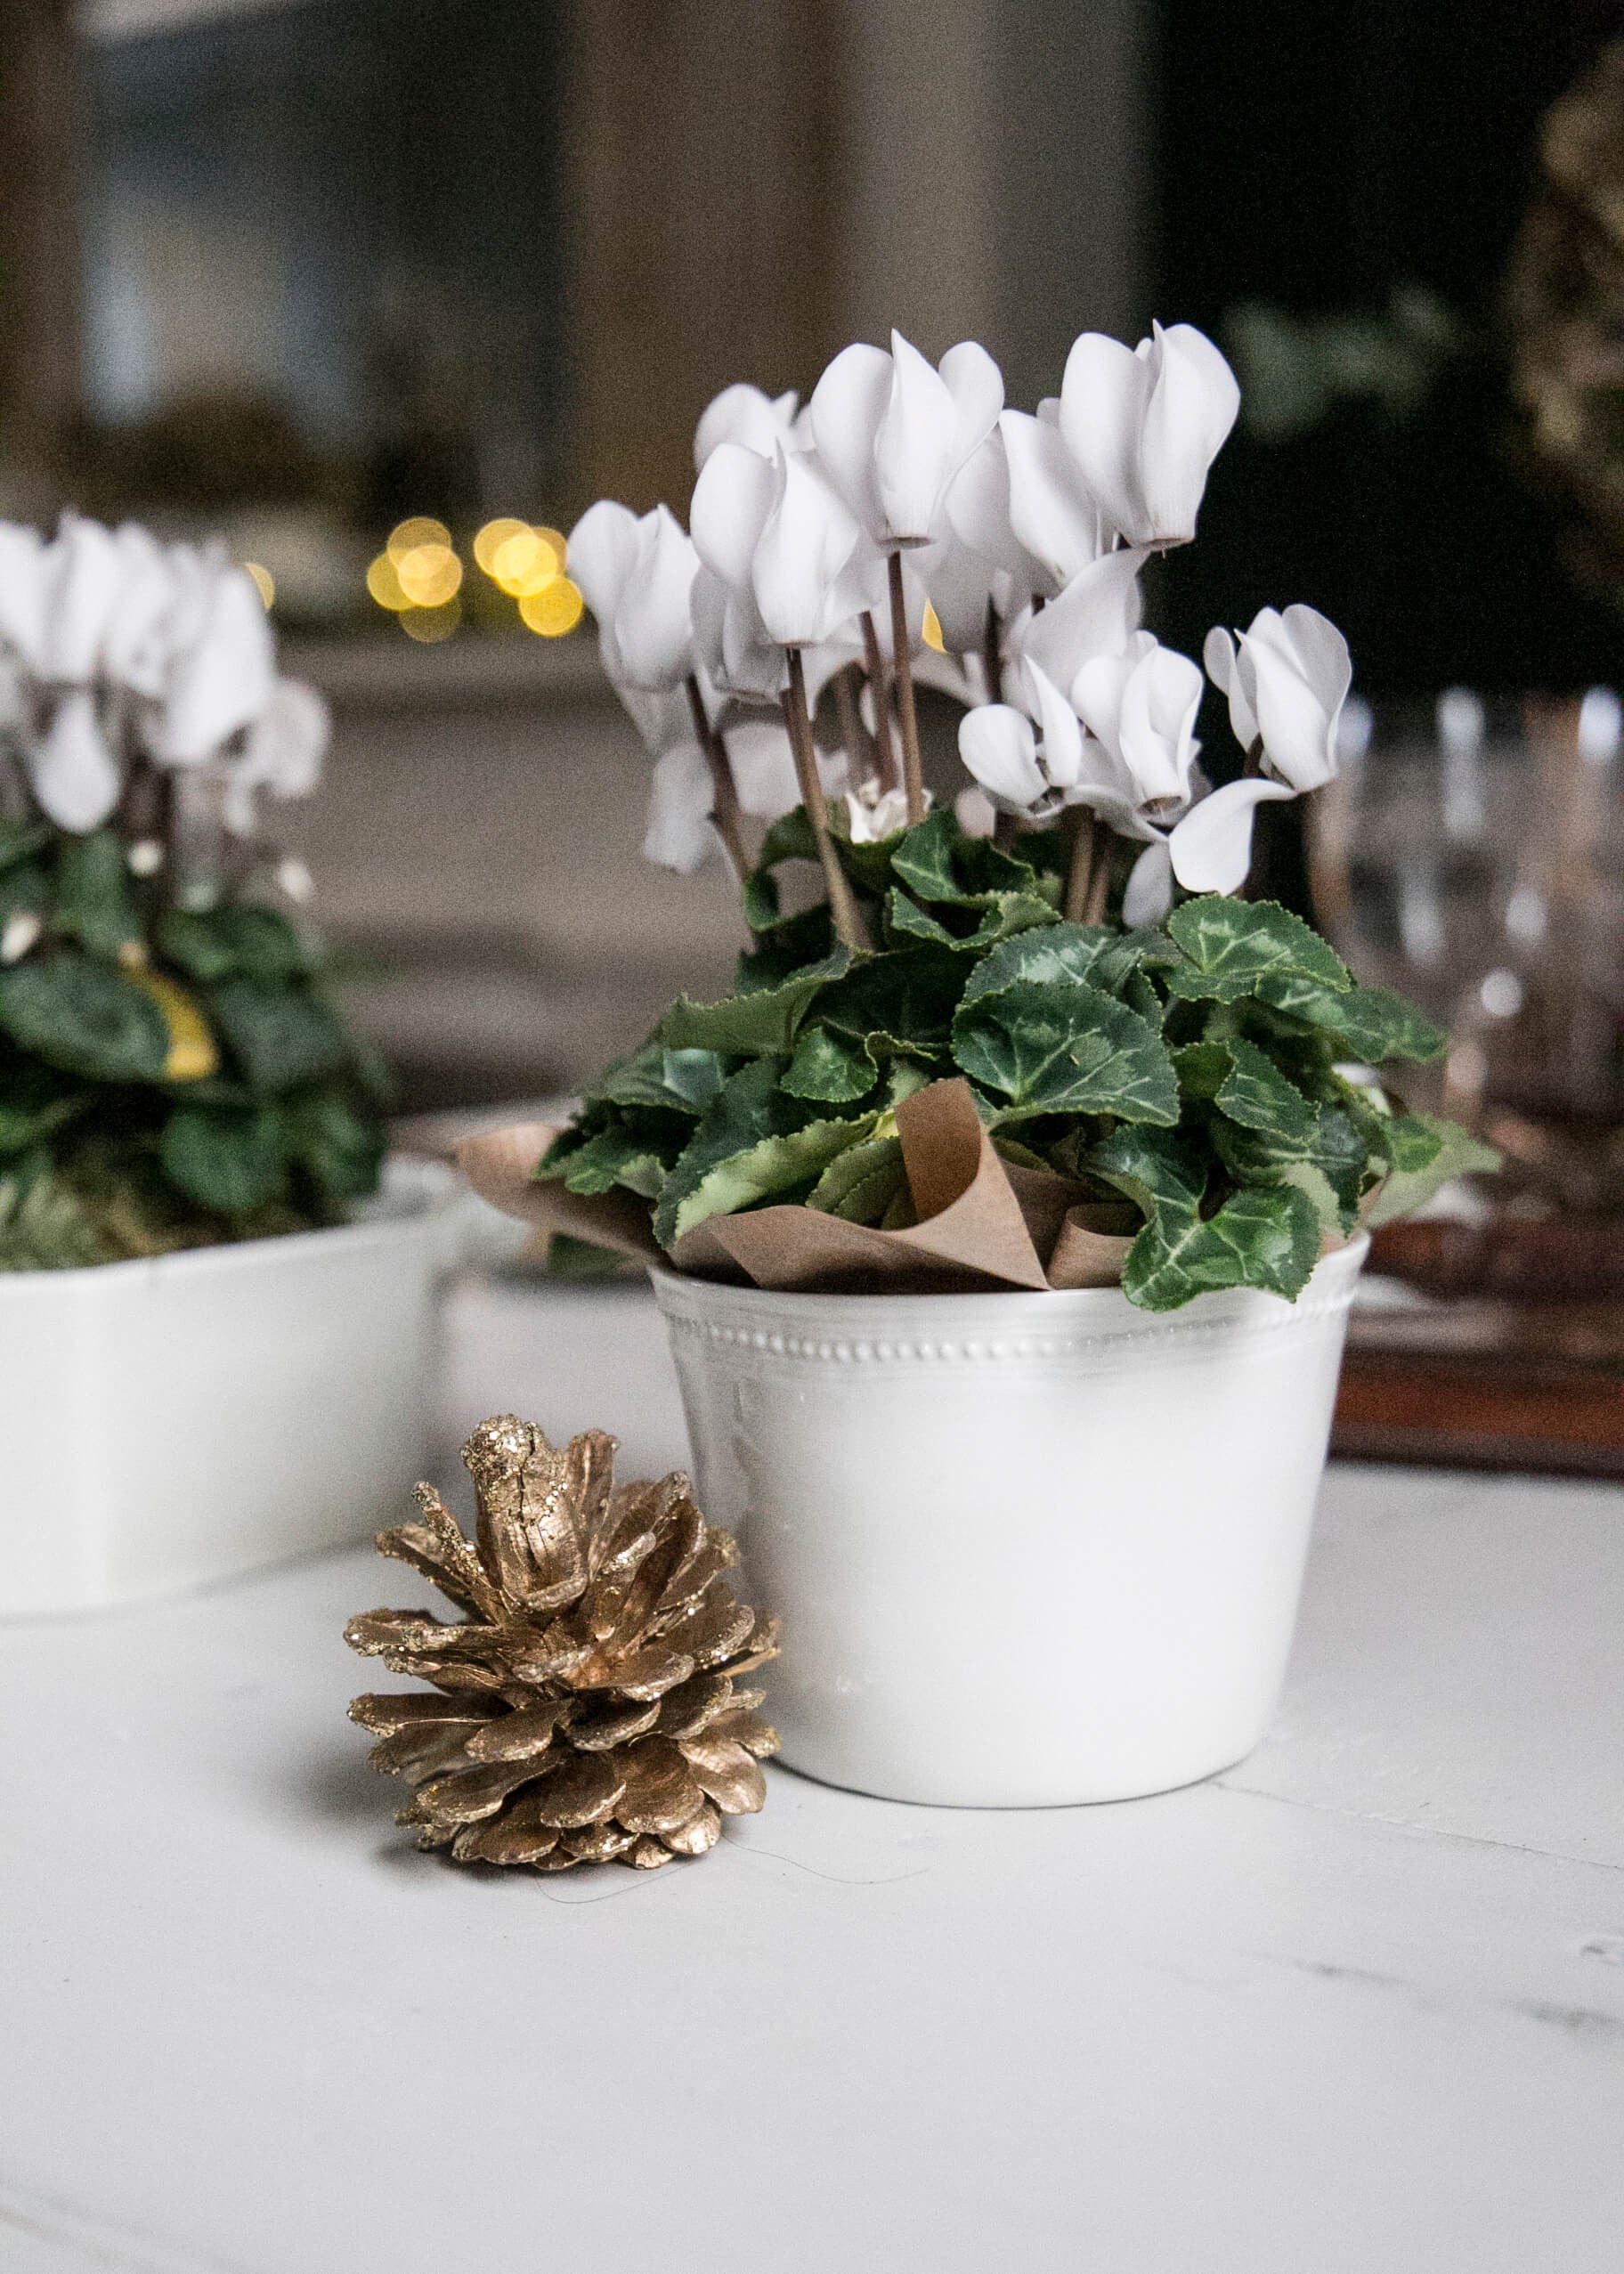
xmin=0 ymin=1159 xmax=460 ymax=1619
xmin=653 ymin=1237 xmax=1366 ymax=1807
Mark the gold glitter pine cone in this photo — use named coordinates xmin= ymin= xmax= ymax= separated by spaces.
xmin=345 ymin=1416 xmax=780 ymax=1872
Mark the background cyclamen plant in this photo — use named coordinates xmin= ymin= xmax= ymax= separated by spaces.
xmin=544 ymin=318 xmax=1493 ymax=1311
xmin=0 ymin=515 xmax=389 ymax=1269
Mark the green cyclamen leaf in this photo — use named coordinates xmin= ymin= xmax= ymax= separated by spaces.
xmin=1084 ymin=1124 xmax=1207 ymax=1214
xmin=1165 ymin=896 xmax=1351 ymax=1002
xmin=658 ymin=948 xmax=850 ymax=1055
xmin=1214 ymin=1037 xmax=1320 ymax=1146
xmin=783 ymin=1026 xmax=877 ymax=1103
xmin=1252 ymin=974 xmax=1447 ymax=1062
xmin=652 ymin=1059 xmax=876 ymax=1248
xmin=0 ymin=951 xmax=170 ymax=1083
xmin=887 ymin=888 xmax=1056 ymax=953
xmin=559 ymin=1125 xmax=670 ymax=1200
xmin=160 ymin=1105 xmax=288 ymax=1213
xmin=279 ymin=1090 xmax=386 ymax=1204
xmin=1123 ymin=1185 xmax=1322 ymax=1312
xmin=55 ymin=831 xmax=142 ymax=961
xmin=588 ymin=1041 xmax=728 ymax=1117
xmin=808 ymin=1133 xmax=909 ymax=1224
xmin=817 ymin=946 xmax=966 ymax=1054
xmin=209 ymin=979 xmax=350 ymax=1094
xmin=951 ymin=979 xmax=1179 ymax=1125
xmin=1363 ymin=1114 xmax=1500 ymax=1229
xmin=959 ymin=921 xmax=1157 ymax=1009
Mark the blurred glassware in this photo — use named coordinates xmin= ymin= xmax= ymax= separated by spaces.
xmin=1306 ymin=686 xmax=1624 ymax=1212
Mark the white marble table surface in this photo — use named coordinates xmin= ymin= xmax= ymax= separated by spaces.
xmin=4 ymin=1276 xmax=1622 ymax=2274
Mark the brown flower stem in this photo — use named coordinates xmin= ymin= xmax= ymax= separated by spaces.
xmin=982 ymin=596 xmax=1003 ymax=704
xmin=887 ymin=549 xmax=926 ymax=826
xmin=686 ymin=674 xmax=749 ymax=880
xmin=859 ymin=608 xmax=899 ymax=793
xmin=783 ymin=647 xmax=865 ymax=951
xmin=994 ymin=809 xmax=1021 ymax=855
xmin=831 ymin=661 xmax=874 ymax=784
xmin=1064 ymin=808 xmax=1102 ymax=923
xmin=1083 ymin=831 xmax=1115 ymax=924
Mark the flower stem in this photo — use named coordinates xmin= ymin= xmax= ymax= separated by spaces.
xmin=1084 ymin=833 xmax=1114 ymax=924
xmin=982 ymin=597 xmax=1003 ymax=705
xmin=993 ymin=809 xmax=1021 ymax=855
xmin=783 ymin=648 xmax=865 ymax=951
xmin=887 ymin=550 xmax=926 ymax=826
xmin=685 ymin=674 xmax=749 ymax=880
xmin=1064 ymin=809 xmax=1103 ymax=923
xmin=831 ymin=662 xmax=875 ymax=785
xmin=859 ymin=609 xmax=899 ymax=794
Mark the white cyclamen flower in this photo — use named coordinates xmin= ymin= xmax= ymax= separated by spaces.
xmin=811 ymin=333 xmax=1003 ymax=548
xmin=996 ymin=406 xmax=1112 ymax=591
xmin=221 ymin=678 xmax=329 ymax=834
xmin=569 ymin=500 xmax=700 ymax=694
xmin=1203 ymin=603 xmax=1351 ymax=789
xmin=957 ymin=665 xmax=1105 ymax=825
xmin=28 ymin=687 xmax=122 ymax=832
xmin=1071 ymin=631 xmax=1205 ymax=815
xmin=1060 ymin=321 xmax=1239 ymax=548
xmin=151 ymin=556 xmax=277 ymax=767
xmin=694 ymin=384 xmax=804 ymax=471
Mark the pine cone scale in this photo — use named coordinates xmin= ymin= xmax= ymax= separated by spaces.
xmin=347 ymin=1416 xmax=781 ymax=1872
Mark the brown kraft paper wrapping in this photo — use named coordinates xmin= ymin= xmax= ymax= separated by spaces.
xmin=457 ymin=1079 xmax=1137 ymax=1295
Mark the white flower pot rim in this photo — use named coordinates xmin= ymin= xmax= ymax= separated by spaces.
xmin=0 ymin=1157 xmax=459 ymax=1292
xmin=650 ymin=1231 xmax=1368 ymax=1361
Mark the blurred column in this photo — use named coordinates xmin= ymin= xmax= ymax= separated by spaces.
xmin=843 ymin=0 xmax=1153 ymax=393
xmin=0 ymin=0 xmax=82 ymax=510
xmin=566 ymin=0 xmax=847 ymax=513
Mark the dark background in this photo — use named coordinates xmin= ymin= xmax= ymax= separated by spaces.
xmin=1156 ymin=0 xmax=1624 ymax=692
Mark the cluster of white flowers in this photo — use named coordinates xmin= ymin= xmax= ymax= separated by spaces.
xmin=572 ymin=319 xmax=1352 ymax=930
xmin=0 ymin=513 xmax=329 ymax=849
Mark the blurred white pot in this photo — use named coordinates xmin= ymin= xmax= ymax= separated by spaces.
xmin=653 ymin=1237 xmax=1365 ymax=1807
xmin=0 ymin=1158 xmax=460 ymax=1618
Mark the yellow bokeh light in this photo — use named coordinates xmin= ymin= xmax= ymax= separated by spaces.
xmin=367 ymin=552 xmax=410 ymax=610
xmin=243 ymin=560 xmax=275 ymax=610
xmin=922 ymin=600 xmax=945 ymax=654
xmin=387 ymin=516 xmax=451 ymax=562
xmin=491 ymin=527 xmax=561 ymax=596
xmin=400 ymin=597 xmax=462 ymax=643
xmin=533 ymin=526 xmax=567 ymax=567
xmin=519 ymin=576 xmax=584 ymax=637
xmin=474 ymin=516 xmax=532 ymax=574
xmin=394 ymin=543 xmax=463 ymax=607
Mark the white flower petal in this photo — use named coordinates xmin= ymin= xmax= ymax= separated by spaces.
xmin=154 ymin=564 xmax=276 ymax=765
xmin=240 ymin=677 xmax=329 ymax=803
xmin=1123 ymin=836 xmax=1174 ymax=925
xmin=643 ymin=743 xmax=717 ymax=873
xmin=102 ymin=524 xmax=176 ymax=700
xmin=568 ymin=499 xmax=640 ymax=624
xmin=1117 ymin=641 xmax=1204 ymax=807
xmin=613 ymin=505 xmax=698 ymax=692
xmin=809 ymin=341 xmax=892 ymax=539
xmin=1059 ymin=332 xmax=1153 ymax=544
xmin=694 ymin=383 xmax=799 ymax=471
xmin=690 ymin=441 xmax=779 ymax=593
xmin=958 ymin=702 xmax=1048 ymax=815
xmin=41 ymin=515 xmax=126 ymax=686
xmin=874 ymin=331 xmax=963 ymax=543
xmin=29 ymin=689 xmax=122 ymax=831
xmin=1167 ymin=776 xmax=1295 ymax=894
xmin=998 ymin=410 xmax=1103 ymax=589
xmin=1027 ymin=662 xmax=1084 ymax=790
xmin=938 ymin=339 xmax=1004 ymax=472
xmin=1016 ymin=548 xmax=1146 ymax=693
xmin=1139 ymin=322 xmax=1239 ymax=545
xmin=723 ymin=717 xmax=801 ymax=819
xmin=751 ymin=451 xmax=858 ymax=648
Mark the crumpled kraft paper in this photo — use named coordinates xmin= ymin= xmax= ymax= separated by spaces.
xmin=458 ymin=1078 xmax=1138 ymax=1295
